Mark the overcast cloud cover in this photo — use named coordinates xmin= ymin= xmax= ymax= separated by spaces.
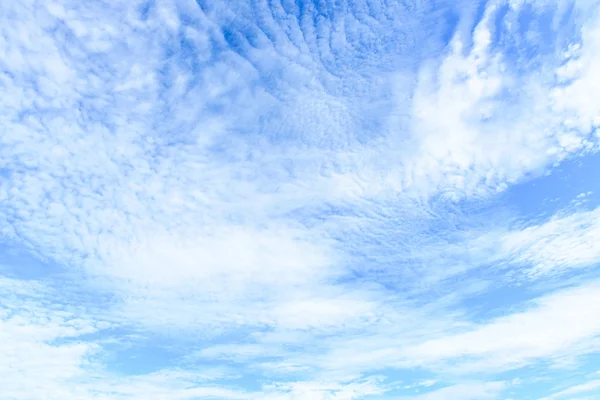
xmin=1 ymin=0 xmax=600 ymax=398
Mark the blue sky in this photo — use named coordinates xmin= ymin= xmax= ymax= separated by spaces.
xmin=1 ymin=0 xmax=600 ymax=399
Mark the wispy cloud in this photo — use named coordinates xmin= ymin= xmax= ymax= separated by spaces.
xmin=501 ymin=206 xmax=600 ymax=277
xmin=402 ymin=381 xmax=506 ymax=400
xmin=541 ymin=379 xmax=600 ymax=400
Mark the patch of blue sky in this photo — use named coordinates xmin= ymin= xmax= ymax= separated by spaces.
xmin=102 ymin=336 xmax=191 ymax=376
xmin=503 ymin=151 xmax=600 ymax=222
xmin=0 ymin=244 xmax=64 ymax=280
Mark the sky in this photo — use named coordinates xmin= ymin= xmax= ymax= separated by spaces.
xmin=1 ymin=0 xmax=600 ymax=399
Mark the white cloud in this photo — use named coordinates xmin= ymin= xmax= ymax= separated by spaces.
xmin=99 ymin=226 xmax=334 ymax=289
xmin=277 ymin=279 xmax=600 ymax=378
xmin=410 ymin=204 xmax=600 ymax=282
xmin=402 ymin=281 xmax=600 ymax=372
xmin=260 ymin=376 xmax=389 ymax=400
xmin=501 ymin=207 xmax=600 ymax=277
xmin=2 ymin=0 xmax=600 ymax=399
xmin=1 ymin=277 xmax=385 ymax=400
xmin=285 ymin=0 xmax=600 ymax=206
xmin=0 ymin=278 xmax=102 ymax=399
xmin=403 ymin=382 xmax=506 ymax=400
xmin=541 ymin=379 xmax=600 ymax=400
xmin=1 ymin=0 xmax=598 ymax=302
xmin=403 ymin=2 xmax=600 ymax=200
xmin=551 ymin=11 xmax=600 ymax=134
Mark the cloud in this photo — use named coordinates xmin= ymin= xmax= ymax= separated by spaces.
xmin=260 ymin=376 xmax=389 ymax=400
xmin=2 ymin=276 xmax=382 ymax=399
xmin=399 ymin=203 xmax=600 ymax=283
xmin=541 ymin=379 xmax=600 ymax=400
xmin=402 ymin=0 xmax=600 ymax=200
xmin=550 ymin=8 xmax=600 ymax=134
xmin=402 ymin=280 xmax=600 ymax=372
xmin=404 ymin=382 xmax=506 ymax=400
xmin=500 ymin=206 xmax=600 ymax=277
xmin=1 ymin=0 xmax=600 ymax=399
xmin=255 ymin=279 xmax=600 ymax=381
xmin=0 ymin=277 xmax=102 ymax=399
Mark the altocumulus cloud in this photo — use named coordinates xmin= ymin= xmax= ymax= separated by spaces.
xmin=1 ymin=0 xmax=600 ymax=399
